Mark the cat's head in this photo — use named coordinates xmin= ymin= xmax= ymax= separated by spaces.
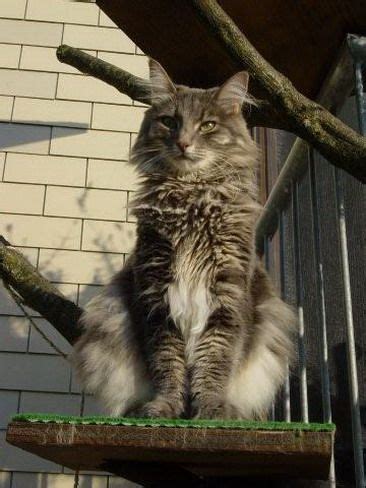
xmin=131 ymin=59 xmax=257 ymax=177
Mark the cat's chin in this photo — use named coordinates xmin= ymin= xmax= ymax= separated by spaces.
xmin=170 ymin=156 xmax=207 ymax=176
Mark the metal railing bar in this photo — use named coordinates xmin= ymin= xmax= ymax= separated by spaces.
xmin=334 ymin=168 xmax=365 ymax=488
xmin=255 ymin=39 xmax=354 ymax=253
xmin=354 ymin=61 xmax=366 ymax=135
xmin=309 ymin=153 xmax=336 ymax=487
xmin=292 ymin=182 xmax=309 ymax=423
xmin=308 ymin=154 xmax=332 ymax=424
xmin=347 ymin=34 xmax=366 ymax=135
xmin=283 ymin=365 xmax=291 ymax=423
xmin=344 ymin=35 xmax=365 ymax=487
xmin=256 ymin=139 xmax=307 ymax=253
xmin=279 ymin=210 xmax=292 ymax=422
xmin=263 ymin=235 xmax=276 ymax=421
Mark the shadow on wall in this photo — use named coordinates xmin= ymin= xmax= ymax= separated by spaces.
xmin=1 ymin=224 xmax=130 ymax=342
xmin=0 ymin=122 xmax=89 ymax=151
xmin=0 ymin=238 xmax=127 ymax=408
xmin=2 ymin=471 xmax=141 ymax=488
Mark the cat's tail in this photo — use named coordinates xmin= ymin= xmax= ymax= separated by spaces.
xmin=227 ymin=263 xmax=296 ymax=419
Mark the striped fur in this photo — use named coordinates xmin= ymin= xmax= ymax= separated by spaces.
xmin=72 ymin=60 xmax=295 ymax=419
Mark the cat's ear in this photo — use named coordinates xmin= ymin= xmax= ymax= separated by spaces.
xmin=149 ymin=58 xmax=176 ymax=105
xmin=215 ymin=71 xmax=250 ymax=114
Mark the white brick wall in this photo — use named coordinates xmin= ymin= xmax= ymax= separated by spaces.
xmin=0 ymin=1 xmax=144 ymax=486
xmin=20 ymin=46 xmax=96 ymax=74
xmin=63 ymin=25 xmax=135 ymax=53
xmin=0 ymin=19 xmax=63 ymax=46
xmin=0 ymin=45 xmax=22 ymax=69
xmin=87 ymin=159 xmax=139 ymax=191
xmin=1 ymin=0 xmax=27 ymax=19
xmin=92 ymin=104 xmax=145 ymax=132
xmin=0 ymin=214 xmax=82 ymax=249
xmin=0 ymin=123 xmax=52 ymax=154
xmin=50 ymin=127 xmax=130 ymax=159
xmin=0 ymin=69 xmax=58 ymax=98
xmin=0 ymin=96 xmax=14 ymax=121
xmin=12 ymin=98 xmax=93 ymax=127
xmin=57 ymin=73 xmax=131 ymax=104
xmin=5 ymin=153 xmax=87 ymax=186
xmin=26 ymin=0 xmax=99 ymax=25
xmin=0 ymin=183 xmax=45 ymax=214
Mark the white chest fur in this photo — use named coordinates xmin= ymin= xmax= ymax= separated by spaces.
xmin=167 ymin=272 xmax=212 ymax=363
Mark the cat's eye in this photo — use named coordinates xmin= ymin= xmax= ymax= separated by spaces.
xmin=200 ymin=121 xmax=216 ymax=133
xmin=160 ymin=116 xmax=177 ymax=130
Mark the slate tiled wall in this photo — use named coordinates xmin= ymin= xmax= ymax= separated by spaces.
xmin=0 ymin=1 xmax=145 ymax=486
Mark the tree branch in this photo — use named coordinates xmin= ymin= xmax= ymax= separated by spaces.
xmin=3 ymin=12 xmax=364 ymax=346
xmin=57 ymin=40 xmax=365 ymax=182
xmin=0 ymin=238 xmax=83 ymax=345
xmin=57 ymin=45 xmax=151 ymax=105
xmin=190 ymin=0 xmax=366 ymax=183
xmin=56 ymin=45 xmax=291 ymax=130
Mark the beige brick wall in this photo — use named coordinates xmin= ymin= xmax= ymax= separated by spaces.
xmin=0 ymin=1 xmax=146 ymax=486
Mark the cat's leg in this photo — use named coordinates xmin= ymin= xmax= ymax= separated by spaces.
xmin=190 ymin=301 xmax=247 ymax=419
xmin=127 ymin=308 xmax=186 ymax=418
xmin=127 ymin=227 xmax=187 ymax=419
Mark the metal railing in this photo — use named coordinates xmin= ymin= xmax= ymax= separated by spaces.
xmin=257 ymin=35 xmax=366 ymax=488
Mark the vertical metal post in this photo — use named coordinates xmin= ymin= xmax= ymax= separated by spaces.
xmin=282 ymin=364 xmax=291 ymax=423
xmin=354 ymin=60 xmax=366 ymax=134
xmin=341 ymin=34 xmax=366 ymax=488
xmin=309 ymin=154 xmax=336 ymax=486
xmin=308 ymin=154 xmax=332 ymax=423
xmin=347 ymin=34 xmax=366 ymax=135
xmin=279 ymin=211 xmax=291 ymax=422
xmin=334 ymin=169 xmax=365 ymax=488
xmin=292 ymin=182 xmax=309 ymax=423
xmin=263 ymin=235 xmax=276 ymax=422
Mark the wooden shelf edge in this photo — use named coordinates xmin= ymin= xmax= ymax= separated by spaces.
xmin=6 ymin=421 xmax=334 ymax=483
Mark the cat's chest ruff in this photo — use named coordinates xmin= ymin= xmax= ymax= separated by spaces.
xmin=167 ymin=268 xmax=212 ymax=361
xmin=164 ymin=199 xmax=217 ymax=351
xmin=158 ymin=199 xmax=225 ymax=242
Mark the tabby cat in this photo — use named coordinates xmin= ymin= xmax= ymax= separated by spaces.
xmin=72 ymin=59 xmax=295 ymax=419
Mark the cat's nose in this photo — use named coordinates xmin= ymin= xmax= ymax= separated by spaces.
xmin=177 ymin=141 xmax=191 ymax=153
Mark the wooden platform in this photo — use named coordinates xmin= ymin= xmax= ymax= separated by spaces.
xmin=7 ymin=415 xmax=334 ymax=485
xmin=97 ymin=0 xmax=366 ymax=99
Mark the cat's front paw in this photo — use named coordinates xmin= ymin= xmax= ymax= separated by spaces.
xmin=194 ymin=403 xmax=226 ymax=419
xmin=192 ymin=397 xmax=236 ymax=420
xmin=127 ymin=398 xmax=182 ymax=419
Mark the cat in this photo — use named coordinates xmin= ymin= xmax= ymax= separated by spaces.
xmin=72 ymin=59 xmax=295 ymax=420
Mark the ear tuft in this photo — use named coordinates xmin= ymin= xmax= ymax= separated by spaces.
xmin=149 ymin=58 xmax=176 ymax=105
xmin=215 ymin=71 xmax=251 ymax=114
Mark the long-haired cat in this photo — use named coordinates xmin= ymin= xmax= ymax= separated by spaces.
xmin=72 ymin=59 xmax=295 ymax=419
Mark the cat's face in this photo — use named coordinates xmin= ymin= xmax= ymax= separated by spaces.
xmin=132 ymin=59 xmax=255 ymax=177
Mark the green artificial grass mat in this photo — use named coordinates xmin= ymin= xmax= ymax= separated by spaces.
xmin=12 ymin=413 xmax=335 ymax=432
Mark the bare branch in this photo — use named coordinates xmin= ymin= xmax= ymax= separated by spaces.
xmin=190 ymin=0 xmax=366 ymax=182
xmin=56 ymin=44 xmax=291 ymax=130
xmin=57 ymin=41 xmax=365 ymax=182
xmin=2 ymin=23 xmax=364 ymax=346
xmin=0 ymin=239 xmax=83 ymax=345
xmin=57 ymin=45 xmax=151 ymax=105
